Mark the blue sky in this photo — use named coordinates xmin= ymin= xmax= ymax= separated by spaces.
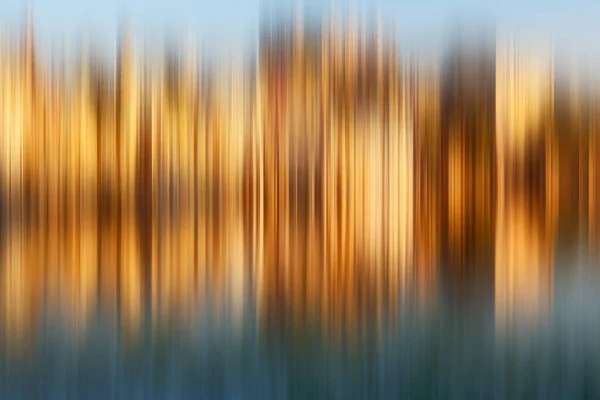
xmin=1 ymin=0 xmax=600 ymax=57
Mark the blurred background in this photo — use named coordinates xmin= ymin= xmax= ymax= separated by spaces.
xmin=1 ymin=0 xmax=600 ymax=398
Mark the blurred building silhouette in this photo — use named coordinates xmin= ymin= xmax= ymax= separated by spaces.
xmin=440 ymin=38 xmax=496 ymax=314
xmin=2 ymin=14 xmax=600 ymax=351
